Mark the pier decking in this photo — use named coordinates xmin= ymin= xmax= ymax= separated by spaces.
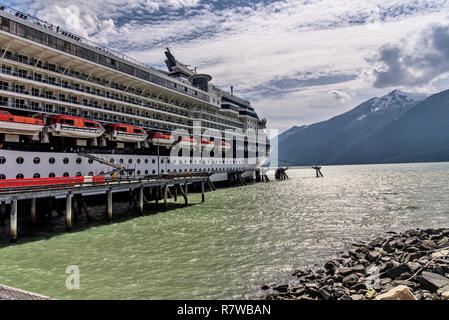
xmin=0 ymin=173 xmax=215 ymax=243
xmin=0 ymin=284 xmax=52 ymax=300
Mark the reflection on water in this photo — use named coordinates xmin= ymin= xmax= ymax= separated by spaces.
xmin=0 ymin=162 xmax=448 ymax=299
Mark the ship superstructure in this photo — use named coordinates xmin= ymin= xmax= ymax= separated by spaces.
xmin=0 ymin=4 xmax=269 ymax=182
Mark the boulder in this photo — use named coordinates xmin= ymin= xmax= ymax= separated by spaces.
xmin=324 ymin=260 xmax=338 ymax=275
xmin=442 ymin=291 xmax=449 ymax=300
xmin=419 ymin=271 xmax=449 ymax=292
xmin=367 ymin=250 xmax=381 ymax=262
xmin=421 ymin=240 xmax=437 ymax=250
xmin=318 ymin=286 xmax=333 ymax=300
xmin=342 ymin=274 xmax=360 ymax=288
xmin=383 ymin=263 xmax=411 ymax=279
xmin=374 ymin=285 xmax=417 ymax=300
xmin=350 ymin=294 xmax=365 ymax=300
xmin=431 ymin=249 xmax=449 ymax=259
xmin=437 ymin=237 xmax=449 ymax=248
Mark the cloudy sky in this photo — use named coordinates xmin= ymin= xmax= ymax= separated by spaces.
xmin=5 ymin=0 xmax=449 ymax=133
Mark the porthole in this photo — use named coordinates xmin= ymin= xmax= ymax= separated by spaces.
xmin=49 ymin=172 xmax=55 ymax=178
xmin=16 ymin=157 xmax=24 ymax=164
xmin=137 ymin=159 xmax=141 ymax=164
xmin=161 ymin=169 xmax=164 ymax=173
xmin=152 ymin=159 xmax=155 ymax=164
xmin=167 ymin=159 xmax=170 ymax=164
xmin=145 ymin=170 xmax=148 ymax=174
xmin=0 ymin=156 xmax=5 ymax=164
xmin=33 ymin=173 xmax=40 ymax=178
xmin=145 ymin=159 xmax=148 ymax=164
xmin=76 ymin=158 xmax=82 ymax=164
xmin=88 ymin=171 xmax=94 ymax=176
xmin=16 ymin=173 xmax=24 ymax=179
xmin=88 ymin=159 xmax=94 ymax=164
xmin=0 ymin=174 xmax=5 ymax=179
xmin=63 ymin=172 xmax=69 ymax=177
xmin=100 ymin=171 xmax=105 ymax=175
xmin=128 ymin=159 xmax=132 ymax=164
xmin=63 ymin=157 xmax=69 ymax=164
xmin=76 ymin=172 xmax=82 ymax=177
xmin=110 ymin=159 xmax=114 ymax=163
xmin=49 ymin=157 xmax=55 ymax=164
xmin=173 ymin=169 xmax=177 ymax=173
xmin=152 ymin=170 xmax=156 ymax=174
xmin=167 ymin=169 xmax=171 ymax=173
xmin=160 ymin=159 xmax=164 ymax=164
xmin=119 ymin=159 xmax=124 ymax=164
xmin=137 ymin=170 xmax=141 ymax=175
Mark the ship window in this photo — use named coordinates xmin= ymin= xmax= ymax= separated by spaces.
xmin=88 ymin=172 xmax=94 ymax=176
xmin=110 ymin=159 xmax=115 ymax=163
xmin=33 ymin=173 xmax=40 ymax=179
xmin=145 ymin=170 xmax=148 ymax=175
xmin=16 ymin=173 xmax=24 ymax=179
xmin=49 ymin=157 xmax=55 ymax=164
xmin=63 ymin=172 xmax=69 ymax=177
xmin=161 ymin=169 xmax=164 ymax=173
xmin=137 ymin=159 xmax=141 ymax=164
xmin=16 ymin=157 xmax=24 ymax=164
xmin=76 ymin=172 xmax=82 ymax=177
xmin=88 ymin=159 xmax=94 ymax=164
xmin=63 ymin=158 xmax=69 ymax=164
xmin=119 ymin=159 xmax=124 ymax=164
xmin=152 ymin=170 xmax=156 ymax=174
xmin=49 ymin=173 xmax=55 ymax=178
xmin=33 ymin=157 xmax=40 ymax=164
xmin=100 ymin=171 xmax=105 ymax=175
xmin=145 ymin=159 xmax=148 ymax=164
xmin=0 ymin=156 xmax=5 ymax=164
xmin=62 ymin=119 xmax=75 ymax=125
xmin=0 ymin=174 xmax=5 ymax=180
xmin=137 ymin=170 xmax=141 ymax=175
xmin=167 ymin=159 xmax=170 ymax=164
xmin=128 ymin=159 xmax=132 ymax=164
xmin=160 ymin=159 xmax=164 ymax=164
xmin=76 ymin=158 xmax=82 ymax=164
xmin=152 ymin=159 xmax=155 ymax=164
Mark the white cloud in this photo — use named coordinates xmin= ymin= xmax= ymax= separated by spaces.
xmin=9 ymin=0 xmax=449 ymax=133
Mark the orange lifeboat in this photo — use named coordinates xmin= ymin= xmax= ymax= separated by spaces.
xmin=177 ymin=136 xmax=196 ymax=148
xmin=200 ymin=139 xmax=214 ymax=150
xmin=0 ymin=110 xmax=44 ymax=137
xmin=148 ymin=131 xmax=175 ymax=147
xmin=48 ymin=115 xmax=105 ymax=139
xmin=108 ymin=123 xmax=148 ymax=143
xmin=218 ymin=141 xmax=231 ymax=151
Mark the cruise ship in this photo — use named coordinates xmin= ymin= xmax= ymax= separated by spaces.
xmin=0 ymin=5 xmax=270 ymax=183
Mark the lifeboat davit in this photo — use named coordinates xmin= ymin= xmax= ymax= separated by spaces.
xmin=149 ymin=131 xmax=175 ymax=147
xmin=218 ymin=141 xmax=231 ymax=151
xmin=177 ymin=136 xmax=196 ymax=148
xmin=108 ymin=123 xmax=148 ymax=143
xmin=48 ymin=115 xmax=105 ymax=139
xmin=0 ymin=110 xmax=44 ymax=137
xmin=200 ymin=139 xmax=214 ymax=150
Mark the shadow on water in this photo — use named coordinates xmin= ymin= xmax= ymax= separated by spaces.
xmin=0 ymin=196 xmax=202 ymax=249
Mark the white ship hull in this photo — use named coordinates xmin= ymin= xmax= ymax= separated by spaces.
xmin=0 ymin=149 xmax=260 ymax=182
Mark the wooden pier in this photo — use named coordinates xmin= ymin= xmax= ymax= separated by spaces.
xmin=0 ymin=173 xmax=212 ymax=243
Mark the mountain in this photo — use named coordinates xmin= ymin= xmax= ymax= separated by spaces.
xmin=273 ymin=89 xmax=431 ymax=165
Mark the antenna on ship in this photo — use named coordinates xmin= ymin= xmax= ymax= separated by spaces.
xmin=231 ymin=86 xmax=234 ymax=95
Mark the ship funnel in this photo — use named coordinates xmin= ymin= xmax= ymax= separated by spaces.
xmin=189 ymin=74 xmax=212 ymax=92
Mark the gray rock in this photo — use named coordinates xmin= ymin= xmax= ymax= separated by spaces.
xmin=324 ymin=260 xmax=338 ymax=275
xmin=421 ymin=240 xmax=437 ymax=250
xmin=318 ymin=286 xmax=333 ymax=300
xmin=383 ymin=263 xmax=411 ymax=279
xmin=274 ymin=284 xmax=288 ymax=293
xmin=383 ymin=241 xmax=395 ymax=253
xmin=437 ymin=237 xmax=449 ymax=248
xmin=351 ymin=294 xmax=365 ymax=300
xmin=420 ymin=271 xmax=449 ymax=292
xmin=337 ymin=267 xmax=352 ymax=276
xmin=342 ymin=274 xmax=360 ymax=288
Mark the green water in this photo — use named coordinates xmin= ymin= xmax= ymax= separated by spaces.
xmin=1 ymin=163 xmax=449 ymax=299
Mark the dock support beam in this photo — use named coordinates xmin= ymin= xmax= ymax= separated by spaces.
xmin=201 ymin=180 xmax=205 ymax=203
xmin=184 ymin=182 xmax=188 ymax=205
xmin=1 ymin=201 xmax=6 ymax=226
xmin=31 ymin=198 xmax=36 ymax=224
xmin=66 ymin=191 xmax=72 ymax=231
xmin=107 ymin=187 xmax=112 ymax=221
xmin=164 ymin=184 xmax=168 ymax=209
xmin=10 ymin=198 xmax=17 ymax=243
xmin=139 ymin=185 xmax=144 ymax=215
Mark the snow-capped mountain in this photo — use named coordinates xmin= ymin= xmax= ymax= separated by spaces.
xmin=273 ymin=89 xmax=430 ymax=165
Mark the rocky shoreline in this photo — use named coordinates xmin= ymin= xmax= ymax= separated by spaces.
xmin=262 ymin=228 xmax=449 ymax=300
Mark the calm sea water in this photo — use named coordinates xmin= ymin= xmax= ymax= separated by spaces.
xmin=0 ymin=162 xmax=449 ymax=299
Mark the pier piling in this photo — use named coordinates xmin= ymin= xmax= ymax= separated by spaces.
xmin=1 ymin=201 xmax=6 ymax=226
xmin=139 ymin=185 xmax=144 ymax=215
xmin=201 ymin=180 xmax=205 ymax=203
xmin=10 ymin=198 xmax=17 ymax=243
xmin=66 ymin=191 xmax=72 ymax=231
xmin=31 ymin=198 xmax=36 ymax=224
xmin=164 ymin=184 xmax=168 ymax=209
xmin=107 ymin=187 xmax=112 ymax=221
